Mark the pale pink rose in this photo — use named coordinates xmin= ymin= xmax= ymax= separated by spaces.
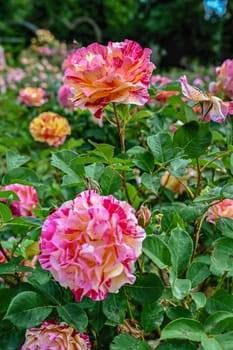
xmin=209 ymin=59 xmax=233 ymax=100
xmin=20 ymin=321 xmax=91 ymax=350
xmin=64 ymin=40 xmax=155 ymax=119
xmin=18 ymin=87 xmax=47 ymax=107
xmin=0 ymin=184 xmax=39 ymax=217
xmin=57 ymin=84 xmax=74 ymax=110
xmin=206 ymin=199 xmax=233 ymax=224
xmin=180 ymin=75 xmax=233 ymax=123
xmin=39 ymin=190 xmax=146 ymax=301
xmin=30 ymin=111 xmax=71 ymax=147
xmin=150 ymin=74 xmax=178 ymax=104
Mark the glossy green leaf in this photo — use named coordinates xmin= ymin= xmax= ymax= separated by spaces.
xmin=5 ymin=291 xmax=52 ymax=328
xmin=57 ymin=303 xmax=88 ymax=332
xmin=6 ymin=150 xmax=30 ymax=171
xmin=156 ymin=339 xmax=196 ymax=350
xmin=140 ymin=301 xmax=164 ymax=332
xmin=204 ymin=311 xmax=233 ymax=334
xmin=161 ymin=318 xmax=204 ymax=342
xmin=221 ymin=183 xmax=233 ymax=199
xmin=168 ymin=227 xmax=193 ymax=275
xmin=100 ymin=166 xmax=122 ymax=194
xmin=126 ymin=273 xmax=164 ymax=304
xmin=147 ymin=132 xmax=179 ymax=165
xmin=173 ymin=121 xmax=212 ymax=158
xmin=172 ymin=278 xmax=191 ymax=299
xmin=216 ymin=218 xmax=233 ymax=238
xmin=201 ymin=334 xmax=223 ymax=350
xmin=143 ymin=235 xmax=171 ymax=269
xmin=2 ymin=167 xmax=40 ymax=186
xmin=191 ymin=292 xmax=206 ymax=310
xmin=205 ymin=289 xmax=233 ymax=314
xmin=102 ymin=292 xmax=127 ymax=324
xmin=211 ymin=237 xmax=233 ymax=272
xmin=216 ymin=331 xmax=233 ymax=350
xmin=0 ymin=202 xmax=12 ymax=223
xmin=141 ymin=172 xmax=162 ymax=193
xmin=187 ymin=262 xmax=211 ymax=288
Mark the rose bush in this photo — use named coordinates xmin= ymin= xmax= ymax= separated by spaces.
xmin=1 ymin=33 xmax=233 ymax=350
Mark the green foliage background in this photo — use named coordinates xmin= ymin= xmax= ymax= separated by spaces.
xmin=0 ymin=0 xmax=232 ymax=67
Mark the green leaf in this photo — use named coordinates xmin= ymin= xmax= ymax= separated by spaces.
xmin=216 ymin=331 xmax=233 ymax=350
xmin=141 ymin=172 xmax=162 ymax=193
xmin=127 ymin=146 xmax=154 ymax=172
xmin=0 ymin=202 xmax=12 ymax=223
xmin=110 ymin=334 xmax=150 ymax=350
xmin=51 ymin=151 xmax=85 ymax=186
xmin=2 ymin=167 xmax=40 ymax=186
xmin=168 ymin=227 xmax=193 ymax=275
xmin=0 ymin=190 xmax=19 ymax=201
xmin=216 ymin=218 xmax=233 ymax=238
xmin=85 ymin=163 xmax=104 ymax=181
xmin=57 ymin=303 xmax=88 ymax=332
xmin=211 ymin=237 xmax=233 ymax=272
xmin=173 ymin=121 xmax=212 ymax=158
xmin=205 ymin=289 xmax=233 ymax=314
xmin=168 ymin=158 xmax=191 ymax=178
xmin=5 ymin=291 xmax=52 ymax=328
xmin=126 ymin=273 xmax=163 ymax=304
xmin=88 ymin=141 xmax=115 ymax=160
xmin=166 ymin=306 xmax=192 ymax=321
xmin=32 ymin=280 xmax=64 ymax=305
xmin=160 ymin=318 xmax=204 ymax=342
xmin=0 ymin=322 xmax=25 ymax=350
xmin=147 ymin=132 xmax=179 ymax=165
xmin=191 ymin=292 xmax=206 ymax=310
xmin=187 ymin=262 xmax=211 ymax=288
xmin=100 ymin=167 xmax=122 ymax=195
xmin=102 ymin=292 xmax=127 ymax=324
xmin=172 ymin=278 xmax=191 ymax=300
xmin=143 ymin=235 xmax=171 ymax=269
xmin=156 ymin=339 xmax=196 ymax=350
xmin=6 ymin=150 xmax=30 ymax=171
xmin=221 ymin=183 xmax=233 ymax=199
xmin=204 ymin=311 xmax=233 ymax=334
xmin=140 ymin=301 xmax=164 ymax=332
xmin=201 ymin=334 xmax=223 ymax=350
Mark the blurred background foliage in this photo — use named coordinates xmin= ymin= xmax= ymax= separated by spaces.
xmin=0 ymin=0 xmax=232 ymax=68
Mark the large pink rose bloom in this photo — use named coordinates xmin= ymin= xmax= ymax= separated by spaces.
xmin=206 ymin=199 xmax=233 ymax=224
xmin=20 ymin=321 xmax=91 ymax=350
xmin=39 ymin=190 xmax=146 ymax=301
xmin=0 ymin=184 xmax=39 ymax=217
xmin=64 ymin=40 xmax=155 ymax=119
xmin=209 ymin=59 xmax=233 ymax=100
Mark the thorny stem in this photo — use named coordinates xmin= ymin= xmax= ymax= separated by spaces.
xmin=200 ymin=150 xmax=232 ymax=172
xmin=192 ymin=212 xmax=206 ymax=260
xmin=112 ymin=103 xmax=132 ymax=204
xmin=195 ymin=157 xmax=202 ymax=197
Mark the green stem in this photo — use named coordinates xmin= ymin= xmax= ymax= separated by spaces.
xmin=113 ymin=102 xmax=125 ymax=153
xmin=195 ymin=157 xmax=202 ymax=197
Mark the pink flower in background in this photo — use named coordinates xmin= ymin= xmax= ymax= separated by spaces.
xmin=0 ymin=184 xmax=39 ymax=217
xmin=180 ymin=75 xmax=233 ymax=123
xmin=209 ymin=59 xmax=233 ymax=100
xmin=30 ymin=111 xmax=71 ymax=146
xmin=150 ymin=74 xmax=178 ymax=104
xmin=206 ymin=199 xmax=233 ymax=224
xmin=18 ymin=87 xmax=47 ymax=107
xmin=39 ymin=190 xmax=146 ymax=301
xmin=20 ymin=321 xmax=91 ymax=350
xmin=57 ymin=84 xmax=74 ymax=110
xmin=64 ymin=39 xmax=155 ymax=119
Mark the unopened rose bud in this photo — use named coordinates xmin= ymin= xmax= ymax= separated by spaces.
xmin=136 ymin=205 xmax=151 ymax=227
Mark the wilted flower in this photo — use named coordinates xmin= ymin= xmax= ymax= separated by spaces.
xmin=64 ymin=39 xmax=155 ymax=119
xmin=39 ymin=190 xmax=146 ymax=301
xmin=18 ymin=87 xmax=47 ymax=107
xmin=209 ymin=59 xmax=233 ymax=100
xmin=180 ymin=75 xmax=233 ymax=123
xmin=206 ymin=199 xmax=233 ymax=224
xmin=30 ymin=111 xmax=71 ymax=146
xmin=57 ymin=84 xmax=74 ymax=110
xmin=20 ymin=321 xmax=91 ymax=350
xmin=0 ymin=184 xmax=39 ymax=217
